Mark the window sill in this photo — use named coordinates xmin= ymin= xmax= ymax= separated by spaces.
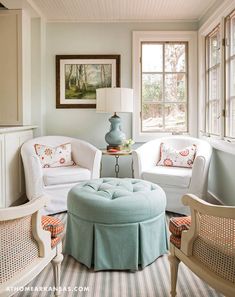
xmin=201 ymin=135 xmax=235 ymax=156
xmin=133 ymin=132 xmax=190 ymax=143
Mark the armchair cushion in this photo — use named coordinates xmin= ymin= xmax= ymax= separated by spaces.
xmin=43 ymin=165 xmax=91 ymax=186
xmin=35 ymin=143 xmax=75 ymax=168
xmin=51 ymin=236 xmax=63 ymax=248
xmin=170 ymin=234 xmax=182 ymax=249
xmin=42 ymin=215 xmax=65 ymax=237
xmin=169 ymin=216 xmax=191 ymax=249
xmin=142 ymin=166 xmax=192 ymax=188
xmin=157 ymin=143 xmax=197 ymax=168
xmin=169 ymin=216 xmax=191 ymax=237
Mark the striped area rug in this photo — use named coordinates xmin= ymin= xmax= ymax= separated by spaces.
xmin=15 ymin=213 xmax=224 ymax=297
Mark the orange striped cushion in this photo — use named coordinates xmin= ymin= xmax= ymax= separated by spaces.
xmin=41 ymin=215 xmax=64 ymax=238
xmin=51 ymin=236 xmax=63 ymax=248
xmin=169 ymin=216 xmax=191 ymax=237
xmin=170 ymin=235 xmax=182 ymax=249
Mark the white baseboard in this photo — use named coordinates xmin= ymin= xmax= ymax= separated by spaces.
xmin=206 ymin=191 xmax=224 ymax=205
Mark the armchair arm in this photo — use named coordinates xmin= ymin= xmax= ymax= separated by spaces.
xmin=0 ymin=196 xmax=47 ymax=220
xmin=21 ymin=152 xmax=44 ymax=200
xmin=132 ymin=139 xmax=161 ymax=178
xmin=189 ymin=142 xmax=212 ymax=197
xmin=182 ymin=194 xmax=235 ymax=219
xmin=189 ymin=156 xmax=206 ymax=195
xmin=72 ymin=140 xmax=102 ymax=179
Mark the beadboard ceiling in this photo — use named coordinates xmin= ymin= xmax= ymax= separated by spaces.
xmin=3 ymin=0 xmax=218 ymax=22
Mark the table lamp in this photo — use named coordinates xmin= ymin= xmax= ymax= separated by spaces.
xmin=96 ymin=87 xmax=133 ymax=150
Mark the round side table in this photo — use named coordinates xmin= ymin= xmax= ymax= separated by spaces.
xmin=101 ymin=149 xmax=132 ymax=177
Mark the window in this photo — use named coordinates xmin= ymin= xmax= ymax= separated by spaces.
xmin=141 ymin=42 xmax=188 ymax=133
xmin=225 ymin=10 xmax=235 ymax=139
xmin=205 ymin=25 xmax=221 ymax=136
xmin=200 ymin=7 xmax=235 ymax=145
xmin=133 ymin=31 xmax=197 ymax=142
xmin=199 ymin=2 xmax=235 ymax=154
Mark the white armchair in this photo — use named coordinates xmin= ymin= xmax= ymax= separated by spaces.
xmin=21 ymin=136 xmax=102 ymax=214
xmin=132 ymin=136 xmax=212 ymax=215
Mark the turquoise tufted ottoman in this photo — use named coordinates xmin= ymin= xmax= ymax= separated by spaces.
xmin=65 ymin=178 xmax=168 ymax=271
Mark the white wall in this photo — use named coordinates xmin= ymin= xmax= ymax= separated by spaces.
xmin=31 ymin=18 xmax=46 ymax=136
xmin=40 ymin=21 xmax=197 ymax=177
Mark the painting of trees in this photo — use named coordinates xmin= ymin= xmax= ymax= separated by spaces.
xmin=65 ymin=64 xmax=112 ymax=99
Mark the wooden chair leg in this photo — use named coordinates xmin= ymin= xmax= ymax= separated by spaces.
xmin=168 ymin=253 xmax=180 ymax=297
xmin=52 ymin=251 xmax=63 ymax=296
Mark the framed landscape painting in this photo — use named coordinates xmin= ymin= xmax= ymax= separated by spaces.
xmin=56 ymin=55 xmax=120 ymax=108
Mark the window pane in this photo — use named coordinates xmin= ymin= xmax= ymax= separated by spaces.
xmin=230 ymin=59 xmax=235 ymax=96
xmin=230 ymin=16 xmax=235 ymax=55
xmin=165 ymin=73 xmax=186 ymax=102
xmin=165 ymin=44 xmax=186 ymax=72
xmin=142 ymin=74 xmax=163 ymax=101
xmin=209 ymin=67 xmax=220 ymax=100
xmin=209 ymin=29 xmax=220 ymax=67
xmin=164 ymin=103 xmax=187 ymax=131
xmin=142 ymin=44 xmax=163 ymax=72
xmin=142 ymin=103 xmax=163 ymax=131
xmin=229 ymin=99 xmax=235 ymax=137
xmin=226 ymin=99 xmax=235 ymax=138
xmin=208 ymin=101 xmax=220 ymax=134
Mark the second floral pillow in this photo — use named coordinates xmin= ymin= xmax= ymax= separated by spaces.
xmin=157 ymin=143 xmax=197 ymax=168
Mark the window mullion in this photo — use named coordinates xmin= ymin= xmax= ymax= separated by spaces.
xmin=227 ymin=17 xmax=231 ymax=137
xmin=162 ymin=43 xmax=165 ymax=130
xmin=205 ymin=36 xmax=209 ymax=134
xmin=220 ymin=16 xmax=226 ymax=139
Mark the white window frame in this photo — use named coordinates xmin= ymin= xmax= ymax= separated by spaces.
xmin=198 ymin=0 xmax=235 ymax=155
xmin=132 ymin=31 xmax=197 ymax=142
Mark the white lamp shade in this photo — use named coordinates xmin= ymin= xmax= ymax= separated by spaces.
xmin=96 ymin=88 xmax=133 ymax=113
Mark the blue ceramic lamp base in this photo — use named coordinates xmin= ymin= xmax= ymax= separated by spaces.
xmin=105 ymin=113 xmax=126 ymax=150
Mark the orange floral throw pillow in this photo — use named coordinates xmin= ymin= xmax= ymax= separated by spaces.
xmin=34 ymin=143 xmax=75 ymax=168
xmin=157 ymin=143 xmax=197 ymax=168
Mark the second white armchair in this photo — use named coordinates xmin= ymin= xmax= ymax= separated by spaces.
xmin=132 ymin=136 xmax=212 ymax=215
xmin=21 ymin=136 xmax=102 ymax=214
